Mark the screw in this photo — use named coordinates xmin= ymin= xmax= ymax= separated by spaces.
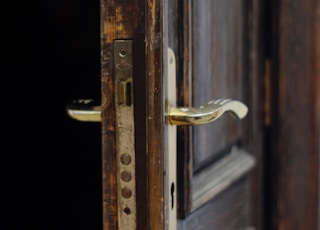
xmin=120 ymin=153 xmax=131 ymax=165
xmin=121 ymin=187 xmax=132 ymax=199
xmin=119 ymin=48 xmax=127 ymax=57
xmin=121 ymin=171 xmax=132 ymax=182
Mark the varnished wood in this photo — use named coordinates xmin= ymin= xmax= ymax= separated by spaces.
xmin=101 ymin=0 xmax=172 ymax=229
xmin=191 ymin=149 xmax=255 ymax=211
xmin=101 ymin=0 xmax=265 ymax=228
xmin=100 ymin=0 xmax=320 ymax=229
xmin=101 ymin=1 xmax=147 ymax=229
xmin=269 ymin=0 xmax=320 ymax=229
xmin=145 ymin=0 xmax=164 ymax=229
xmin=177 ymin=0 xmax=193 ymax=218
xmin=178 ymin=178 xmax=254 ymax=230
xmin=247 ymin=1 xmax=266 ymax=229
xmin=175 ymin=1 xmax=265 ymax=227
xmin=101 ymin=0 xmax=117 ymax=228
xmin=192 ymin=1 xmax=247 ymax=171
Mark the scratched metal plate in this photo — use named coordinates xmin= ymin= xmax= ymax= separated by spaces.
xmin=114 ymin=40 xmax=137 ymax=230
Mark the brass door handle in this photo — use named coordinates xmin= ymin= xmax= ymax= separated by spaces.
xmin=66 ymin=99 xmax=102 ymax=122
xmin=66 ymin=98 xmax=248 ymax=125
xmin=168 ymin=99 xmax=248 ymax=126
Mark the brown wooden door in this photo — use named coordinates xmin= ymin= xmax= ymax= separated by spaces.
xmin=168 ymin=1 xmax=264 ymax=229
xmin=99 ymin=0 xmax=319 ymax=229
xmin=4 ymin=0 xmax=318 ymax=229
xmin=100 ymin=1 xmax=264 ymax=229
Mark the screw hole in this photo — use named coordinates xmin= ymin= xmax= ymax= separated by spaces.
xmin=124 ymin=207 xmax=131 ymax=215
xmin=119 ymin=48 xmax=127 ymax=57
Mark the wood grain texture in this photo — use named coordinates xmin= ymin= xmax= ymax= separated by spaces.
xmin=101 ymin=1 xmax=117 ymax=229
xmin=176 ymin=0 xmax=265 ymax=228
xmin=178 ymin=178 xmax=253 ymax=230
xmin=176 ymin=0 xmax=193 ymax=218
xmin=271 ymin=0 xmax=320 ymax=229
xmin=192 ymin=0 xmax=247 ymax=171
xmin=247 ymin=1 xmax=266 ymax=229
xmin=100 ymin=0 xmax=146 ymax=229
xmin=145 ymin=0 xmax=164 ymax=229
xmin=191 ymin=149 xmax=256 ymax=211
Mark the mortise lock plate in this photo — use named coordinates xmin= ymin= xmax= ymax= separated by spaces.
xmin=113 ymin=40 xmax=137 ymax=230
xmin=66 ymin=40 xmax=137 ymax=230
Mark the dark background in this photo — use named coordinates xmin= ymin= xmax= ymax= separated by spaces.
xmin=3 ymin=1 xmax=103 ymax=229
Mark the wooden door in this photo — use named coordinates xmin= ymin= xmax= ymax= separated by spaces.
xmin=265 ymin=1 xmax=320 ymax=229
xmin=169 ymin=1 xmax=264 ymax=229
xmin=4 ymin=0 xmax=319 ymax=229
xmin=100 ymin=0 xmax=264 ymax=229
xmin=98 ymin=0 xmax=319 ymax=229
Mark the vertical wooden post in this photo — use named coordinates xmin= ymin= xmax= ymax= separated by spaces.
xmin=100 ymin=0 xmax=165 ymax=229
xmin=271 ymin=0 xmax=320 ymax=229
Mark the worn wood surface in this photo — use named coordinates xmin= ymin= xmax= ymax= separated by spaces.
xmin=101 ymin=0 xmax=165 ymax=229
xmin=145 ymin=0 xmax=164 ymax=229
xmin=176 ymin=0 xmax=193 ymax=218
xmin=101 ymin=0 xmax=147 ymax=229
xmin=269 ymin=0 xmax=320 ymax=229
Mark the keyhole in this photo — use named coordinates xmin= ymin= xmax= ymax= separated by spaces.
xmin=171 ymin=183 xmax=175 ymax=210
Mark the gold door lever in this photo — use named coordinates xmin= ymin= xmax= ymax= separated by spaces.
xmin=66 ymin=99 xmax=102 ymax=122
xmin=168 ymin=99 xmax=248 ymax=126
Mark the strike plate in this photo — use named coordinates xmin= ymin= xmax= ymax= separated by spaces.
xmin=114 ymin=40 xmax=136 ymax=230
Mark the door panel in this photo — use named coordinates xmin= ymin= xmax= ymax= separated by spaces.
xmin=97 ymin=0 xmax=319 ymax=229
xmin=190 ymin=0 xmax=253 ymax=214
xmin=192 ymin=0 xmax=247 ymax=170
xmin=171 ymin=1 xmax=265 ymax=227
xmin=178 ymin=179 xmax=252 ymax=230
xmin=63 ymin=0 xmax=319 ymax=229
xmin=8 ymin=0 xmax=319 ymax=229
xmin=99 ymin=0 xmax=264 ymax=228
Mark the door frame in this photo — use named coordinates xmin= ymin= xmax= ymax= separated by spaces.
xmin=100 ymin=0 xmax=165 ymax=229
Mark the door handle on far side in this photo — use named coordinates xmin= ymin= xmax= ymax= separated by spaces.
xmin=168 ymin=99 xmax=248 ymax=126
xmin=66 ymin=99 xmax=102 ymax=122
xmin=66 ymin=98 xmax=248 ymax=125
